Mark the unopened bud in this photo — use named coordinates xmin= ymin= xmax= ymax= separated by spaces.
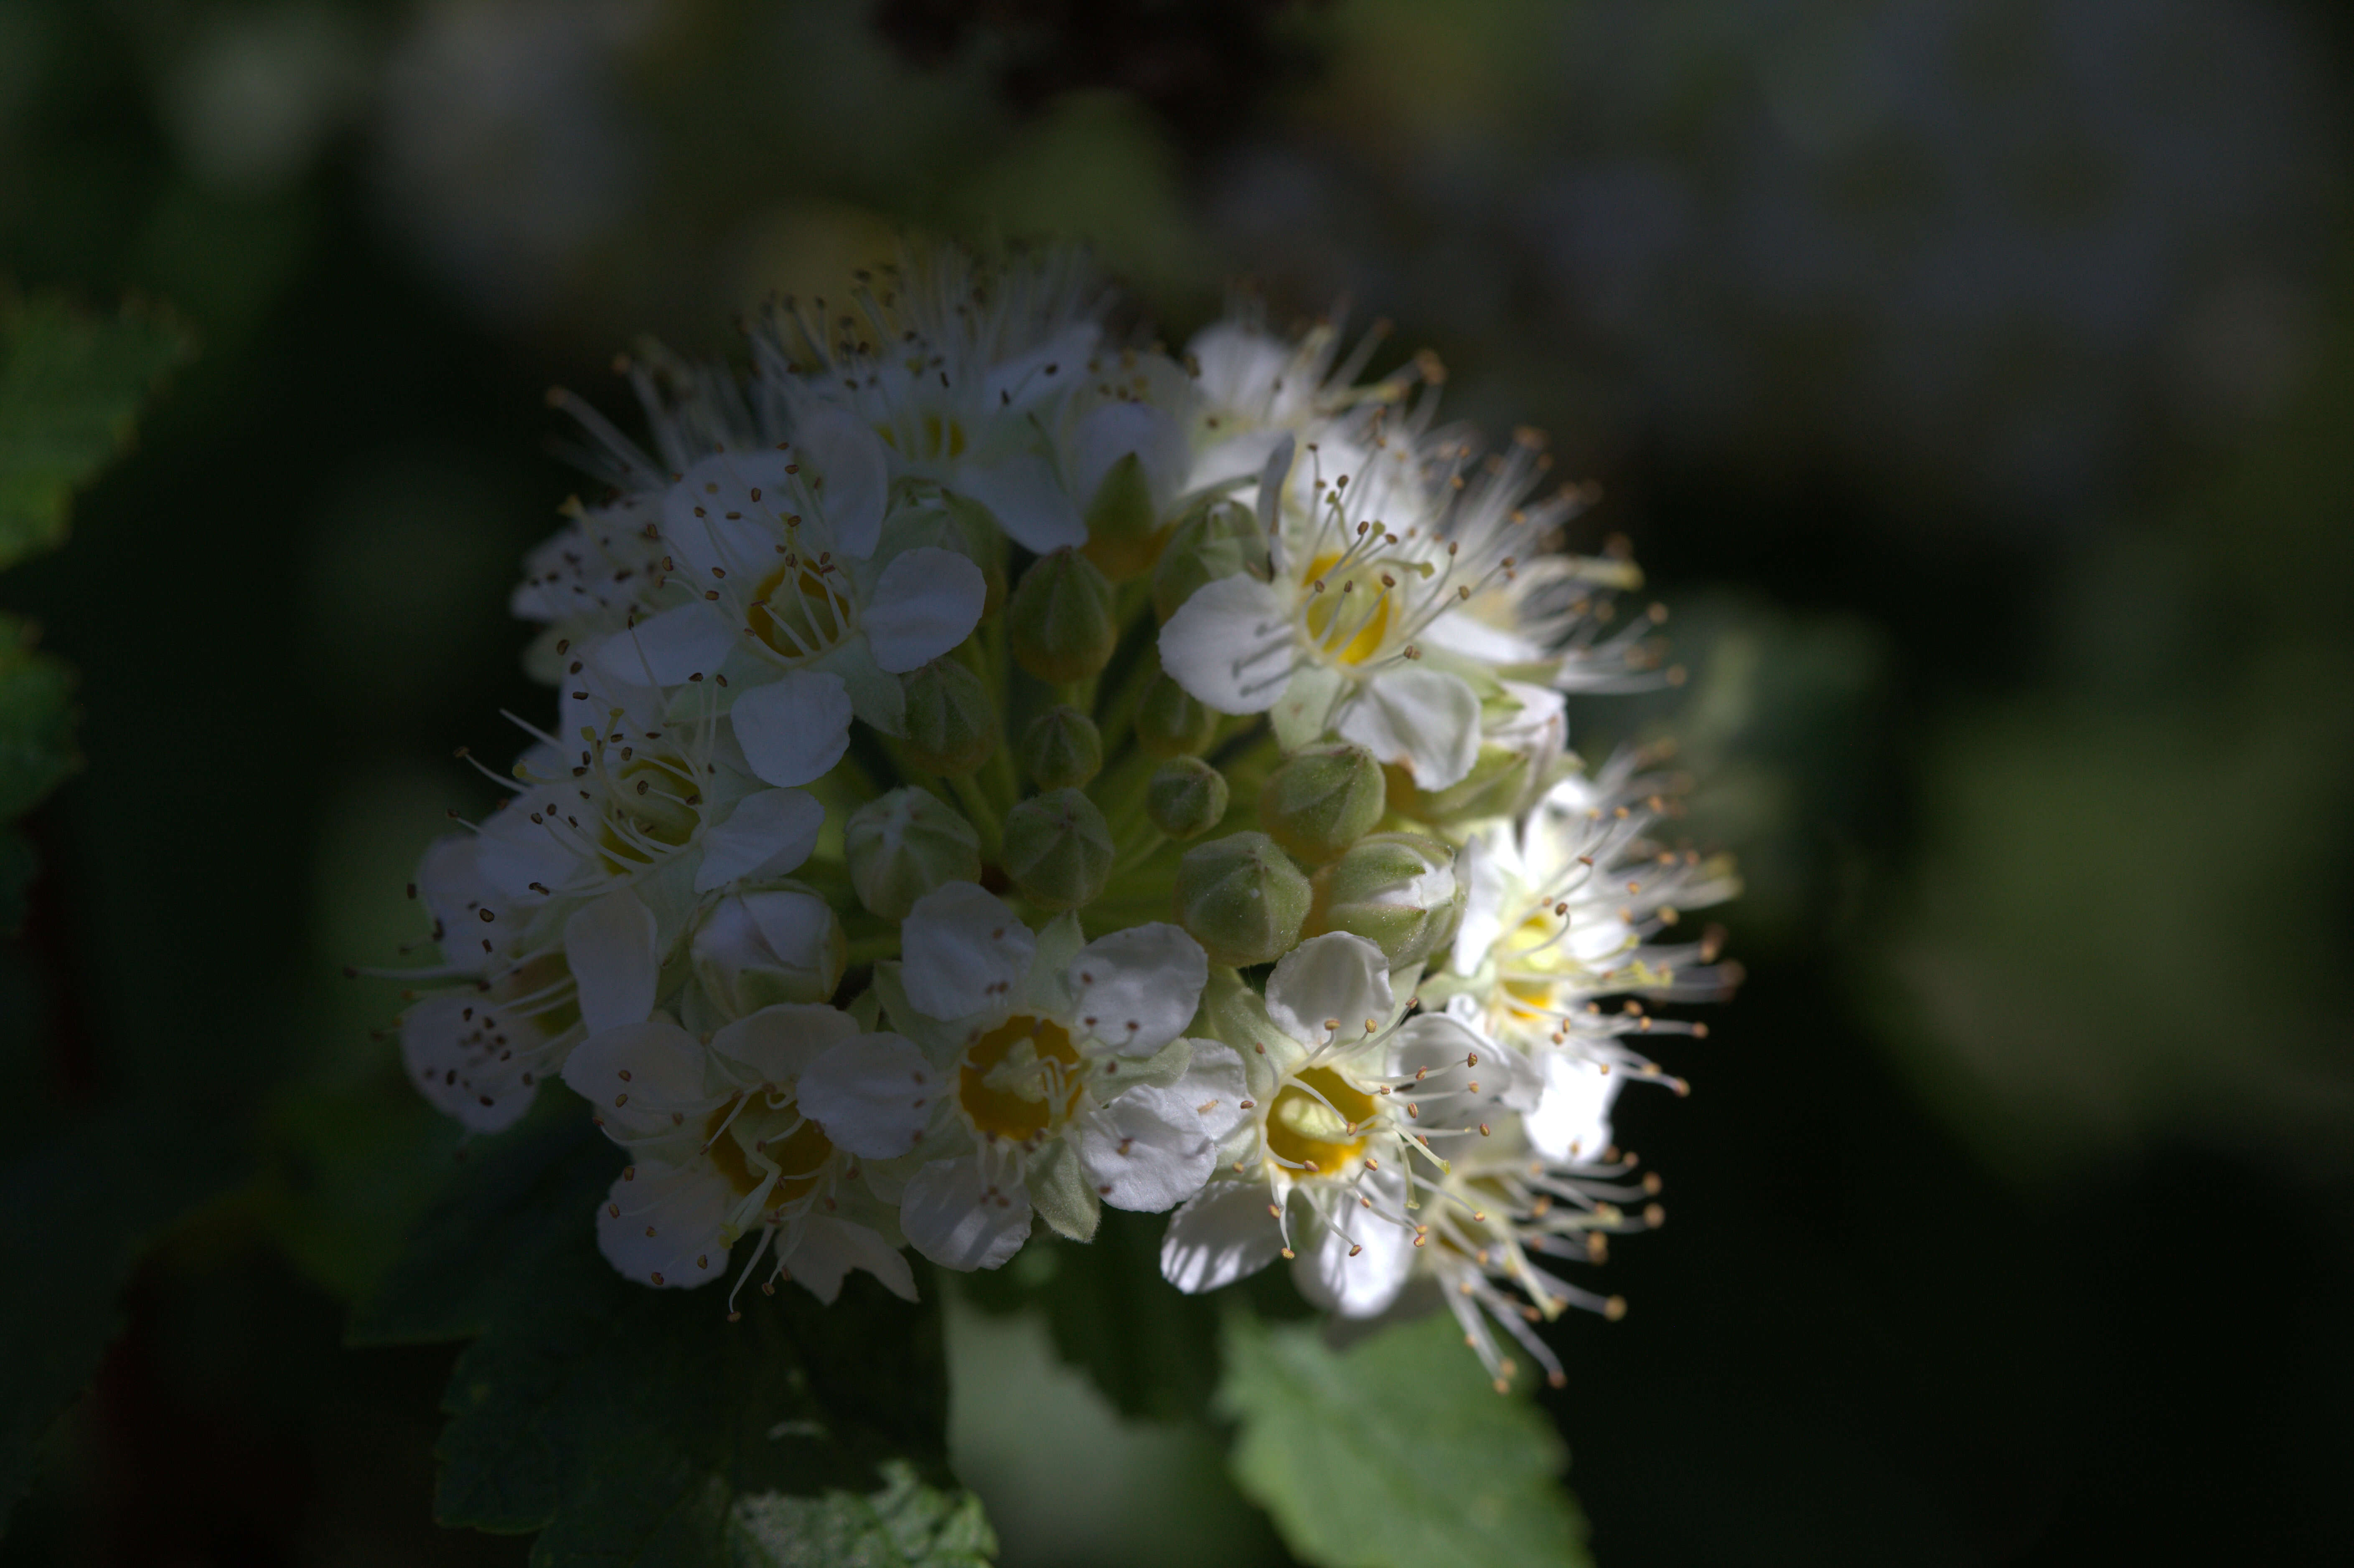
xmin=1001 ymin=788 xmax=1114 ymax=912
xmin=845 ymin=787 xmax=982 ymax=920
xmin=691 ymin=890 xmax=847 ymax=1013
xmin=1146 ymin=757 xmax=1229 ymax=841
xmin=1305 ymin=833 xmax=1463 ymax=969
xmin=1258 ymin=743 xmax=1385 ymax=866
xmin=1174 ymin=831 xmax=1311 ymax=967
xmin=880 ymin=493 xmax=1007 ymax=616
xmin=1384 ymin=747 xmax=1526 ymax=829
xmin=900 ymin=656 xmax=997 ymax=776
xmin=1080 ymin=451 xmax=1164 ymax=584
xmin=1018 ymin=705 xmax=1103 ymax=790
xmin=1136 ymin=670 xmax=1218 ymax=758
xmin=1152 ymin=497 xmax=1266 ymax=622
xmin=1009 ymin=548 xmax=1116 ymax=682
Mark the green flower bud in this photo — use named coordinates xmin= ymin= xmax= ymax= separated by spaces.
xmin=1000 ymin=787 xmax=1116 ymax=912
xmin=691 ymin=889 xmax=848 ymax=1014
xmin=1135 ymin=670 xmax=1218 ymax=758
xmin=845 ymin=787 xmax=982 ymax=920
xmin=1146 ymin=757 xmax=1230 ymax=841
xmin=1258 ymin=742 xmax=1386 ymax=866
xmin=1009 ymin=548 xmax=1116 ymax=683
xmin=1304 ymin=832 xmax=1464 ymax=969
xmin=1383 ymin=746 xmax=1527 ymax=829
xmin=1174 ymin=831 xmax=1312 ymax=968
xmin=881 ymin=492 xmax=1008 ymax=616
xmin=1151 ymin=497 xmax=1265 ymax=622
xmin=1019 ymin=704 xmax=1103 ymax=790
xmin=901 ymin=656 xmax=997 ymax=776
xmin=1080 ymin=451 xmax=1167 ymax=584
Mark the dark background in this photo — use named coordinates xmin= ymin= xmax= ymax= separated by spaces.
xmin=4 ymin=1 xmax=2351 ymax=1563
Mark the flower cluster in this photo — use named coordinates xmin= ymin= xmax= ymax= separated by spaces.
xmin=390 ymin=247 xmax=1736 ymax=1379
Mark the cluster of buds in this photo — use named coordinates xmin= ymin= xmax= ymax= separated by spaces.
xmin=384 ymin=247 xmax=1736 ymax=1382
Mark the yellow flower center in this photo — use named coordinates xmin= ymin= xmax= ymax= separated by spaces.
xmin=747 ymin=560 xmax=852 ymax=660
xmin=1300 ymin=551 xmax=1394 ymax=665
xmin=597 ymin=752 xmax=701 ymax=872
xmin=704 ymin=1094 xmax=835 ymax=1213
xmin=1266 ymin=1065 xmax=1379 ymax=1176
xmin=958 ymin=1014 xmax=1083 ymax=1143
xmin=879 ymin=413 xmax=969 ymax=461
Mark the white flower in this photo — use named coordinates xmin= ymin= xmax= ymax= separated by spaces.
xmin=864 ymin=881 xmax=1236 ymax=1270
xmin=562 ymin=1003 xmax=925 ymax=1303
xmin=1154 ymin=433 xmax=1505 ymax=791
xmin=1159 ymin=933 xmax=1537 ymax=1318
xmin=398 ymin=833 xmax=585 ymax=1132
xmin=1405 ymin=1076 xmax=1663 ymax=1393
xmin=1433 ymin=759 xmax=1739 ymax=1074
xmin=751 ymin=249 xmax=1109 ymax=554
xmin=596 ymin=422 xmax=987 ymax=786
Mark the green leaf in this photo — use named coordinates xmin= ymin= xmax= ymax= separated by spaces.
xmin=0 ymin=292 xmax=191 ymax=569
xmin=349 ymin=1091 xmax=618 ymax=1346
xmin=0 ymin=616 xmax=77 ymax=824
xmin=1217 ymin=1310 xmax=1591 ymax=1568
xmin=958 ymin=1208 xmax=1224 ymax=1424
xmin=356 ymin=1093 xmax=992 ymax=1564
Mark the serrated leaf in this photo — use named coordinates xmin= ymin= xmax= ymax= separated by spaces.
xmin=357 ymin=1093 xmax=990 ymax=1564
xmin=0 ymin=293 xmax=191 ymax=569
xmin=349 ymin=1091 xmax=617 ymax=1346
xmin=725 ymin=1462 xmax=997 ymax=1567
xmin=0 ymin=617 xmax=77 ymax=825
xmin=1217 ymin=1310 xmax=1590 ymax=1568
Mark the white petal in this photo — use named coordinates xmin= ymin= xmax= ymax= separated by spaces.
xmin=1160 ymin=1181 xmax=1283 ymax=1294
xmin=899 ymin=882 xmax=1035 ymax=1024
xmin=953 ymin=450 xmax=1086 ymax=554
xmin=695 ymin=787 xmax=824 ymax=891
xmin=471 ymin=796 xmax=578 ymax=906
xmin=1525 ymin=1053 xmax=1622 ymax=1164
xmin=899 ymin=1156 xmax=1032 ymax=1271
xmin=1157 ymin=572 xmax=1294 ymax=714
xmin=782 ymin=1215 xmax=918 ymax=1304
xmin=595 ymin=1159 xmax=730 ymax=1288
xmin=709 ymin=1003 xmax=860 ymax=1087
xmin=414 ymin=834 xmax=511 ymax=973
xmin=595 ymin=602 xmax=735 ymax=688
xmin=1070 ymin=398 xmax=1187 ymax=512
xmin=1256 ymin=434 xmax=1295 ymax=576
xmin=1269 ymin=662 xmax=1345 ymax=752
xmin=564 ymin=889 xmax=659 ymax=1032
xmin=985 ymin=322 xmax=1098 ymax=410
xmin=1074 ymin=1084 xmax=1215 ymax=1213
xmin=662 ymin=452 xmax=793 ymax=578
xmin=1291 ymin=1175 xmax=1415 ymax=1317
xmin=1173 ymin=1040 xmax=1251 ymax=1144
xmin=1336 ymin=668 xmax=1483 ymax=790
xmin=793 ymin=405 xmax=890 ymax=559
xmin=796 ymin=1032 xmax=937 ymax=1159
xmin=1263 ymin=932 xmax=1393 ymax=1047
xmin=400 ymin=991 xmax=546 ymax=1132
xmin=1063 ymin=923 xmax=1208 ymax=1057
xmin=1449 ymin=826 xmax=1513 ymax=974
xmin=729 ymin=670 xmax=854 ymax=787
xmin=561 ymin=1015 xmax=713 ymax=1148
xmin=863 ymin=547 xmax=986 ymax=673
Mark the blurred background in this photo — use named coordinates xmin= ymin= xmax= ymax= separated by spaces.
xmin=3 ymin=0 xmax=2351 ymax=1562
